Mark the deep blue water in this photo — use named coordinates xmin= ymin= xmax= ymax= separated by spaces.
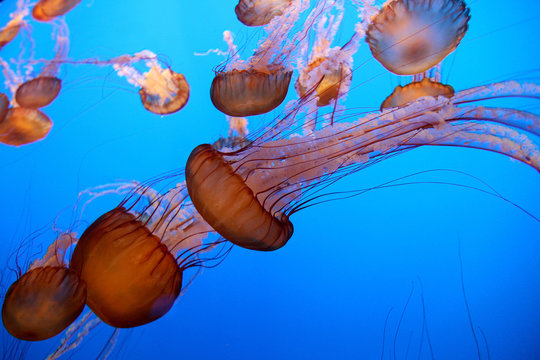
xmin=0 ymin=0 xmax=539 ymax=359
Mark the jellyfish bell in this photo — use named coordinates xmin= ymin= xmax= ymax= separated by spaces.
xmin=14 ymin=76 xmax=62 ymax=109
xmin=0 ymin=24 xmax=21 ymax=50
xmin=365 ymin=0 xmax=470 ymax=75
xmin=381 ymin=77 xmax=455 ymax=110
xmin=210 ymin=68 xmax=292 ymax=117
xmin=139 ymin=70 xmax=189 ymax=115
xmin=1 ymin=266 xmax=86 ymax=341
xmin=0 ymin=107 xmax=52 ymax=146
xmin=69 ymin=207 xmax=182 ymax=328
xmin=32 ymin=0 xmax=81 ymax=22
xmin=186 ymin=144 xmax=294 ymax=251
xmin=235 ymin=0 xmax=292 ymax=26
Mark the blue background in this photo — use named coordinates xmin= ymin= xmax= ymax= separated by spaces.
xmin=0 ymin=0 xmax=538 ymax=359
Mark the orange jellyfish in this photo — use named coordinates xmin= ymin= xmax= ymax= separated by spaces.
xmin=211 ymin=68 xmax=292 ymax=117
xmin=139 ymin=70 xmax=190 ymax=115
xmin=32 ymin=0 xmax=81 ymax=22
xmin=0 ymin=107 xmax=52 ymax=146
xmin=1 ymin=233 xmax=86 ymax=341
xmin=2 ymin=266 xmax=86 ymax=341
xmin=186 ymin=144 xmax=294 ymax=251
xmin=295 ymin=0 xmax=356 ymax=110
xmin=365 ymin=0 xmax=470 ymax=75
xmin=0 ymin=24 xmax=21 ymax=51
xmin=15 ymin=76 xmax=62 ymax=109
xmin=69 ymin=181 xmax=226 ymax=328
xmin=112 ymin=51 xmax=190 ymax=115
xmin=235 ymin=0 xmax=292 ymax=26
xmin=69 ymin=208 xmax=182 ymax=328
xmin=187 ymin=80 xmax=540 ymax=251
xmin=381 ymin=77 xmax=454 ymax=110
xmin=210 ymin=0 xmax=318 ymax=117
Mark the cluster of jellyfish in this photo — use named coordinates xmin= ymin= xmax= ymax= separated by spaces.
xmin=1 ymin=0 xmax=538 ymax=357
xmin=0 ymin=0 xmax=190 ymax=147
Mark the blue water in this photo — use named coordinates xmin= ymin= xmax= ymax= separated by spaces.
xmin=0 ymin=0 xmax=539 ymax=359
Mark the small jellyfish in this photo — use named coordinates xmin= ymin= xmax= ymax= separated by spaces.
xmin=235 ymin=0 xmax=292 ymax=26
xmin=0 ymin=108 xmax=52 ymax=146
xmin=365 ymin=0 xmax=470 ymax=75
xmin=0 ymin=24 xmax=21 ymax=50
xmin=139 ymin=70 xmax=189 ymax=115
xmin=69 ymin=208 xmax=182 ymax=328
xmin=2 ymin=266 xmax=86 ymax=341
xmin=32 ymin=0 xmax=81 ymax=22
xmin=296 ymin=57 xmax=351 ymax=107
xmin=210 ymin=68 xmax=292 ymax=117
xmin=15 ymin=76 xmax=62 ymax=109
xmin=381 ymin=77 xmax=454 ymax=110
xmin=112 ymin=51 xmax=190 ymax=115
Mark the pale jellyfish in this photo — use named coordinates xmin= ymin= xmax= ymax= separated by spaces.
xmin=364 ymin=0 xmax=470 ymax=75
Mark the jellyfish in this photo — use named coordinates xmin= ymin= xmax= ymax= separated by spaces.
xmin=1 ymin=233 xmax=86 ymax=341
xmin=69 ymin=180 xmax=226 ymax=328
xmin=113 ymin=52 xmax=190 ymax=115
xmin=210 ymin=67 xmax=292 ymax=117
xmin=235 ymin=0 xmax=292 ymax=26
xmin=14 ymin=76 xmax=62 ymax=109
xmin=0 ymin=0 xmax=28 ymax=51
xmin=2 ymin=267 xmax=86 ymax=341
xmin=0 ymin=24 xmax=21 ymax=51
xmin=210 ymin=0 xmax=319 ymax=117
xmin=0 ymin=14 xmax=69 ymax=146
xmin=381 ymin=77 xmax=454 ymax=110
xmin=365 ymin=0 xmax=470 ymax=75
xmin=186 ymin=80 xmax=540 ymax=251
xmin=0 ymin=107 xmax=52 ymax=146
xmin=32 ymin=0 xmax=81 ymax=22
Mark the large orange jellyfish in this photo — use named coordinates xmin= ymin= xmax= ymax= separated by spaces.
xmin=365 ymin=0 xmax=470 ymax=75
xmin=68 ymin=181 xmax=227 ymax=328
xmin=187 ymin=80 xmax=540 ymax=251
xmin=1 ymin=233 xmax=86 ymax=341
